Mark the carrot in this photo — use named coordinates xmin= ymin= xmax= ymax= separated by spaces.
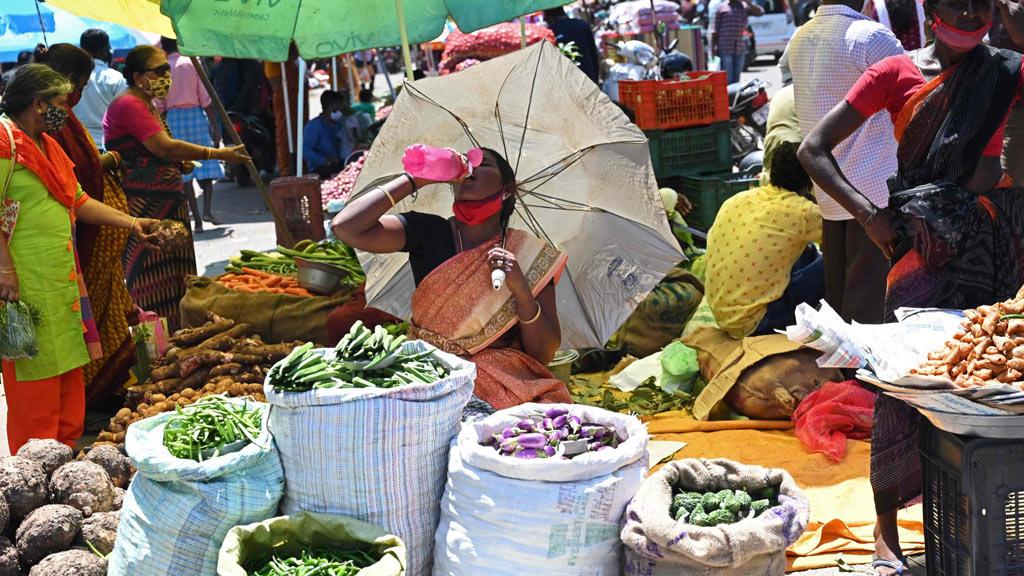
xmin=265 ymin=275 xmax=282 ymax=287
xmin=284 ymin=287 xmax=312 ymax=297
xmin=241 ymin=267 xmax=274 ymax=278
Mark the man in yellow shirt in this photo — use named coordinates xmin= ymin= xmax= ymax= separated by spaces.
xmin=705 ymin=141 xmax=824 ymax=338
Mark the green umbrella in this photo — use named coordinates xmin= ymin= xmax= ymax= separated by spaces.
xmin=160 ymin=0 xmax=569 ymax=62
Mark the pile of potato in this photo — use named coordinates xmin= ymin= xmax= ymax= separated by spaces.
xmin=913 ymin=287 xmax=1024 ymax=388
xmin=96 ymin=315 xmax=302 ymax=445
xmin=0 ymin=441 xmax=132 ymax=576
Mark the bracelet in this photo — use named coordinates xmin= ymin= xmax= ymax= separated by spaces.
xmin=204 ymin=147 xmax=212 ymax=161
xmin=378 ymin=186 xmax=397 ymax=208
xmin=519 ymin=303 xmax=543 ymax=325
xmin=402 ymin=172 xmax=418 ymax=198
xmin=861 ymin=206 xmax=880 ymax=227
xmin=130 ymin=217 xmax=137 ymax=230
xmin=0 ymin=269 xmax=15 ymax=275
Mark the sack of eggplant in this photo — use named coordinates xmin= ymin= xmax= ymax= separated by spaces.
xmin=264 ymin=322 xmax=476 ymax=576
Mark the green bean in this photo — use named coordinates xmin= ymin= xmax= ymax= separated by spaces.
xmin=162 ymin=396 xmax=262 ymax=461
xmin=250 ymin=547 xmax=375 ymax=576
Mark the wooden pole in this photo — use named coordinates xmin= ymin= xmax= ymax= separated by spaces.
xmin=394 ymin=0 xmax=415 ymax=81
xmin=280 ymin=62 xmax=294 ymax=154
xmin=190 ymin=56 xmax=292 ymax=246
xmin=520 ymin=17 xmax=527 ymax=49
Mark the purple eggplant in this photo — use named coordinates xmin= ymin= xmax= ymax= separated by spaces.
xmin=544 ymin=407 xmax=569 ymax=419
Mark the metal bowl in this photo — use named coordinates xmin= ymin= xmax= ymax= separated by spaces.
xmin=295 ymin=257 xmax=349 ymax=295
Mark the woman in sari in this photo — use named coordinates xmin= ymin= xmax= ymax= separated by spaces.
xmin=103 ymin=45 xmax=248 ymax=331
xmin=36 ymin=43 xmax=136 ymax=410
xmin=332 ymin=148 xmax=572 ymax=410
xmin=798 ymin=0 xmax=1024 ymax=572
xmin=0 ymin=64 xmax=162 ymax=451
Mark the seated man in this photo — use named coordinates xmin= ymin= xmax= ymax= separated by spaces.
xmin=303 ymin=90 xmax=355 ymax=178
xmin=352 ymin=88 xmax=376 ymax=116
xmin=705 ymin=141 xmax=824 ymax=339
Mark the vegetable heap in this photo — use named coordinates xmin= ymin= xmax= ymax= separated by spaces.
xmin=670 ymin=485 xmax=778 ymax=526
xmin=149 ymin=219 xmax=190 ymax=251
xmin=481 ymin=407 xmax=621 ymax=460
xmin=251 ymin=548 xmax=378 ymax=576
xmin=227 ymin=240 xmax=366 ymax=289
xmin=320 ymin=154 xmax=366 ymax=208
xmin=914 ymin=286 xmax=1024 ymax=389
xmin=0 ymin=300 xmax=40 ymax=359
xmin=162 ymin=396 xmax=262 ymax=461
xmin=267 ymin=322 xmax=449 ymax=392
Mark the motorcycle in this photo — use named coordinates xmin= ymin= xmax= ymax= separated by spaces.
xmin=226 ymin=110 xmax=276 ymax=188
xmin=728 ymin=78 xmax=770 ymax=164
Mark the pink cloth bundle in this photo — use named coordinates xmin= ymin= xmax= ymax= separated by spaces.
xmin=402 ymin=144 xmax=483 ymax=182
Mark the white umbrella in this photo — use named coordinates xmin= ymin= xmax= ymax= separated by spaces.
xmin=351 ymin=41 xmax=683 ymax=349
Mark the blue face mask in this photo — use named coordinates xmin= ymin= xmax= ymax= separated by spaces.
xmin=330 ymin=110 xmax=343 ymax=122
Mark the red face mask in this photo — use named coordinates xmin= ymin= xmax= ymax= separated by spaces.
xmin=932 ymin=16 xmax=991 ymax=52
xmin=68 ymin=89 xmax=82 ymax=108
xmin=453 ymin=193 xmax=504 ymax=226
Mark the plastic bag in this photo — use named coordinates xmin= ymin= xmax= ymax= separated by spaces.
xmin=0 ymin=301 xmax=39 ymax=359
xmin=793 ymin=380 xmax=876 ymax=462
xmin=661 ymin=341 xmax=699 ymax=394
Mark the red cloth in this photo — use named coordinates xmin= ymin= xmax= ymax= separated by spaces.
xmin=51 ymin=113 xmax=105 ymax=266
xmin=793 ymin=380 xmax=876 ymax=462
xmin=845 ymin=54 xmax=1022 ymax=157
xmin=103 ymin=93 xmax=164 ymax=144
xmin=2 ymin=363 xmax=85 ymax=452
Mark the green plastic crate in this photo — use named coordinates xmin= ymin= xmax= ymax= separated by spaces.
xmin=674 ymin=173 xmax=758 ymax=230
xmin=647 ymin=122 xmax=732 ymax=179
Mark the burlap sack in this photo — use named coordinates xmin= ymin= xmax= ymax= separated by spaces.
xmin=179 ymin=276 xmax=353 ymax=345
xmin=621 ymin=458 xmax=810 ymax=576
xmin=682 ymin=328 xmax=843 ymax=420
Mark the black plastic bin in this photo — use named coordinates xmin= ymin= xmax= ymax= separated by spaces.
xmin=920 ymin=422 xmax=1024 ymax=576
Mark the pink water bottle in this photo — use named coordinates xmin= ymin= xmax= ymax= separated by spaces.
xmin=402 ymin=144 xmax=483 ymax=182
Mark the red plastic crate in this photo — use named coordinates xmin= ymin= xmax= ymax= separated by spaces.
xmin=618 ymin=73 xmax=729 ymax=130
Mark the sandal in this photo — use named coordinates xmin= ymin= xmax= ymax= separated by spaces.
xmin=871 ymin=558 xmax=907 ymax=575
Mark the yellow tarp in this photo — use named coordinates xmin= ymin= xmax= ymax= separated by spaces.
xmin=642 ymin=411 xmax=925 ymax=572
xmin=46 ymin=0 xmax=175 ymax=38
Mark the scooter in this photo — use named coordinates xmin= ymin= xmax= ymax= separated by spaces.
xmin=227 ymin=110 xmax=276 ymax=188
xmin=728 ymin=78 xmax=770 ymax=163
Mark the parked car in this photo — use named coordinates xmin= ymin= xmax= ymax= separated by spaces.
xmin=791 ymin=0 xmax=819 ymax=25
xmin=746 ymin=0 xmax=797 ymax=62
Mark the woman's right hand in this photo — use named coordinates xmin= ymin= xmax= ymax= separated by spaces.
xmin=0 ymin=269 xmax=19 ymax=302
xmin=215 ymin=144 xmax=251 ymax=164
xmin=863 ymin=209 xmax=896 ymax=260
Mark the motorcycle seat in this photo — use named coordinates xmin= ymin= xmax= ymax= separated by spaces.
xmin=727 ymin=83 xmax=743 ymax=99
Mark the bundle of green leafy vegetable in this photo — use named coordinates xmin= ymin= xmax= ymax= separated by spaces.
xmin=0 ymin=300 xmax=41 ymax=359
xmin=250 ymin=548 xmax=379 ymax=576
xmin=267 ymin=322 xmax=450 ymax=392
xmin=162 ymin=396 xmax=263 ymax=461
xmin=670 ymin=485 xmax=779 ymax=526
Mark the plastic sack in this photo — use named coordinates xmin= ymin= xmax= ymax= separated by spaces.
xmin=265 ymin=340 xmax=475 ymax=576
xmin=109 ymin=398 xmax=285 ymax=576
xmin=621 ymin=458 xmax=810 ymax=576
xmin=402 ymin=145 xmax=481 ymax=182
xmin=793 ymin=380 xmax=876 ymax=462
xmin=433 ymin=403 xmax=649 ymax=575
xmin=218 ymin=511 xmax=406 ymax=576
xmin=0 ymin=300 xmax=39 ymax=359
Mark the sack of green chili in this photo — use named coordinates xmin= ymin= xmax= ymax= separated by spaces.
xmin=433 ymin=403 xmax=649 ymax=575
xmin=109 ymin=398 xmax=285 ymax=576
xmin=218 ymin=511 xmax=406 ymax=576
xmin=266 ymin=339 xmax=475 ymax=576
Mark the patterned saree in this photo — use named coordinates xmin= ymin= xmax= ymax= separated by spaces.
xmin=409 ymin=228 xmax=573 ymax=410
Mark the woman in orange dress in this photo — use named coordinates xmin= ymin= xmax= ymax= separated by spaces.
xmin=332 ymin=148 xmax=571 ymax=409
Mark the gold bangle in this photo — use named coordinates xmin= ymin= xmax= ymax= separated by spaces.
xmin=519 ymin=303 xmax=542 ymax=325
xmin=130 ymin=217 xmax=137 ymax=230
xmin=0 ymin=269 xmax=15 ymax=275
xmin=204 ymin=148 xmax=212 ymax=161
xmin=379 ymin=186 xmax=397 ymax=208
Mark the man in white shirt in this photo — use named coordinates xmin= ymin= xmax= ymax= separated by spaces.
xmin=74 ymin=29 xmax=126 ymax=150
xmin=788 ymin=0 xmax=903 ymax=326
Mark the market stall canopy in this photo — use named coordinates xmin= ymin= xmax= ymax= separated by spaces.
xmin=351 ymin=42 xmax=683 ymax=349
xmin=0 ymin=0 xmax=152 ymax=63
xmin=156 ymin=0 xmax=570 ymax=60
xmin=43 ymin=0 xmax=175 ymax=39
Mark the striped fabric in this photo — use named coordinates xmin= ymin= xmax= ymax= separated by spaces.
xmin=266 ymin=341 xmax=476 ymax=576
xmin=165 ymin=107 xmax=225 ymax=182
xmin=109 ymin=399 xmax=285 ymax=576
xmin=787 ymin=4 xmax=905 ymax=220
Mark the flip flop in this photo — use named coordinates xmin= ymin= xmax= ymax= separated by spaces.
xmin=871 ymin=558 xmax=907 ymax=575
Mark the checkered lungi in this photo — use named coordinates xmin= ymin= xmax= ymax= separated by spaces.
xmin=165 ymin=106 xmax=225 ymax=182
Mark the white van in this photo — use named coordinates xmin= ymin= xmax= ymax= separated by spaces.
xmin=747 ymin=0 xmax=796 ymax=62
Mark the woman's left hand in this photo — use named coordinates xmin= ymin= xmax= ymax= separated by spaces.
xmin=487 ymin=247 xmax=528 ymax=294
xmin=133 ymin=218 xmax=161 ymax=248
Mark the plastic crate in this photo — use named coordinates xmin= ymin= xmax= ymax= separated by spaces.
xmin=618 ymin=73 xmax=728 ymax=130
xmin=647 ymin=123 xmax=732 ymax=179
xmin=671 ymin=172 xmax=758 ymax=230
xmin=920 ymin=422 xmax=1024 ymax=576
xmin=269 ymin=176 xmax=326 ymax=246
